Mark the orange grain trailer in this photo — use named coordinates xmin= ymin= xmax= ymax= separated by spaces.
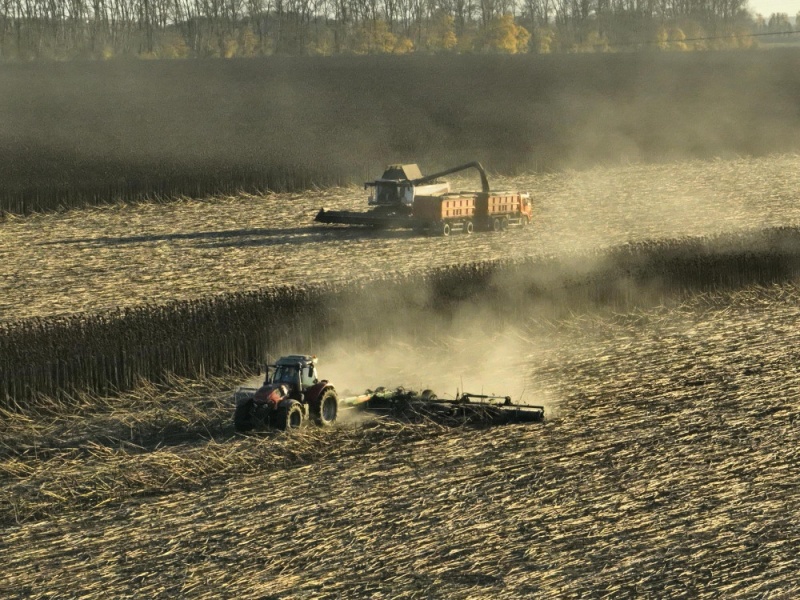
xmin=413 ymin=191 xmax=532 ymax=236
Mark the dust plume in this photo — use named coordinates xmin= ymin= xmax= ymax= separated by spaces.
xmin=305 ymin=266 xmax=590 ymax=415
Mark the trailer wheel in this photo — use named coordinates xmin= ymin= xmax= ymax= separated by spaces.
xmin=311 ymin=389 xmax=339 ymax=427
xmin=442 ymin=223 xmax=451 ymax=236
xmin=275 ymin=401 xmax=304 ymax=431
xmin=464 ymin=221 xmax=474 ymax=234
xmin=234 ymin=399 xmax=255 ymax=432
xmin=493 ymin=218 xmax=502 ymax=232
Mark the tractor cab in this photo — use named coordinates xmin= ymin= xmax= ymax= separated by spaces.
xmin=267 ymin=355 xmax=318 ymax=392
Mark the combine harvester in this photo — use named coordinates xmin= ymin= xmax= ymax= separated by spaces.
xmin=233 ymin=354 xmax=544 ymax=431
xmin=315 ymin=162 xmax=532 ymax=236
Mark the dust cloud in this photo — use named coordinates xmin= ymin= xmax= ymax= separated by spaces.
xmin=234 ymin=320 xmax=561 ymax=418
xmin=309 ymin=271 xmax=578 ymax=415
xmin=319 ymin=325 xmax=542 ymax=403
xmin=257 ymin=217 xmax=800 ymax=419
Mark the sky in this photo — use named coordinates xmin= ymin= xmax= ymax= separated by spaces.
xmin=747 ymin=0 xmax=799 ymax=17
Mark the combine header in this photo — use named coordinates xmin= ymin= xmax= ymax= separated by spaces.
xmin=315 ymin=162 xmax=532 ymax=236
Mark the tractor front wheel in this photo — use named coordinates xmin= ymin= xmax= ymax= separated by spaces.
xmin=274 ymin=401 xmax=304 ymax=431
xmin=311 ymin=389 xmax=339 ymax=427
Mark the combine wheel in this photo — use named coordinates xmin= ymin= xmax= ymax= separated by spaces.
xmin=464 ymin=220 xmax=474 ymax=234
xmin=442 ymin=222 xmax=451 ymax=236
xmin=311 ymin=388 xmax=339 ymax=427
xmin=274 ymin=400 xmax=304 ymax=431
xmin=234 ymin=399 xmax=256 ymax=432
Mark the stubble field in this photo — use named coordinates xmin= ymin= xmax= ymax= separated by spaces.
xmin=2 ymin=283 xmax=799 ymax=598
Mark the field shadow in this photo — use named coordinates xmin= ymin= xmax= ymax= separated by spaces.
xmin=40 ymin=225 xmax=419 ymax=249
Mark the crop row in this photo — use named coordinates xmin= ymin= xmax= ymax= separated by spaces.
xmin=2 ymin=50 xmax=799 ymax=214
xmin=3 ymin=227 xmax=800 ymax=406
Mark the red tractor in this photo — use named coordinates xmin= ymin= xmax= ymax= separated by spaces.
xmin=233 ymin=355 xmax=339 ymax=432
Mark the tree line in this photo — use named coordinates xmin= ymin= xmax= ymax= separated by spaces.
xmin=0 ymin=0 xmax=797 ymax=59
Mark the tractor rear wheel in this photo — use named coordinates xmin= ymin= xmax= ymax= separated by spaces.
xmin=311 ymin=389 xmax=339 ymax=427
xmin=274 ymin=401 xmax=304 ymax=431
xmin=234 ymin=400 xmax=255 ymax=432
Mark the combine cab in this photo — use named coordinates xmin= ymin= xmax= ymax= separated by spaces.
xmin=315 ymin=162 xmax=532 ymax=235
xmin=365 ymin=164 xmax=450 ymax=214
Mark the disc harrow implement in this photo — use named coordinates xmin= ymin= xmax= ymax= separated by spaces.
xmin=342 ymin=388 xmax=545 ymax=426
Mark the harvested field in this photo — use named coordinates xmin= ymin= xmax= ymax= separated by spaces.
xmin=2 ymin=283 xmax=799 ymax=598
xmin=3 ymin=153 xmax=800 ymax=322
